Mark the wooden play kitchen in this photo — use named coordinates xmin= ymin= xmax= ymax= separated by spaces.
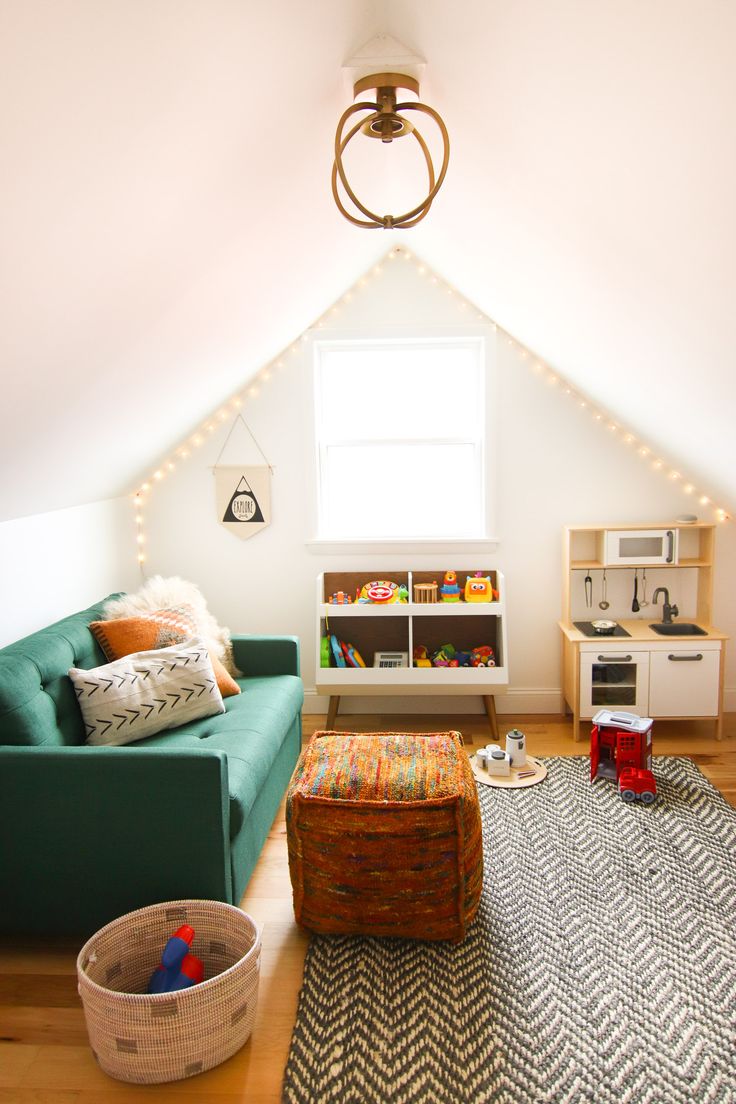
xmin=316 ymin=569 xmax=509 ymax=736
xmin=560 ymin=522 xmax=728 ymax=741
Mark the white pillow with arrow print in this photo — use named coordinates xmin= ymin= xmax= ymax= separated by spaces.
xmin=69 ymin=637 xmax=225 ymax=747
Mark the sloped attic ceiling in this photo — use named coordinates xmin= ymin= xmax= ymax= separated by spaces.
xmin=1 ymin=0 xmax=734 ymax=522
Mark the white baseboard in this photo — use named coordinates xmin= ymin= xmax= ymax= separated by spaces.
xmin=304 ymin=687 xmax=736 ymax=717
xmin=302 ymin=688 xmax=564 ymax=715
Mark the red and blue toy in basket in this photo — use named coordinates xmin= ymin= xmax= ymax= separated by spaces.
xmin=590 ymin=709 xmax=657 ymax=804
xmin=147 ymin=925 xmax=204 ymax=993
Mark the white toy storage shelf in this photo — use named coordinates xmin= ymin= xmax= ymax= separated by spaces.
xmin=316 ymin=569 xmax=509 ymax=736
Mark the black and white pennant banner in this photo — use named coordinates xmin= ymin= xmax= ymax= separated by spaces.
xmin=216 ymin=465 xmax=271 ymax=540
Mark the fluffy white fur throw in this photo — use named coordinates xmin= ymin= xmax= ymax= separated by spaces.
xmin=103 ymin=576 xmax=239 ymax=676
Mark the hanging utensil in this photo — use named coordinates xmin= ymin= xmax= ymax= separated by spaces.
xmin=640 ymin=568 xmax=649 ymax=607
xmin=631 ymin=568 xmax=640 ymax=612
xmin=584 ymin=571 xmax=593 ymax=609
xmin=599 ymin=569 xmax=610 ymax=610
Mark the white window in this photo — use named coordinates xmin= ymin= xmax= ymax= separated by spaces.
xmin=314 ymin=338 xmax=488 ymax=540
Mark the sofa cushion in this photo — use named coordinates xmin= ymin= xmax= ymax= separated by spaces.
xmin=90 ymin=608 xmax=241 ymax=698
xmin=102 ymin=577 xmax=240 ymax=677
xmin=69 ymin=639 xmax=225 ymax=746
xmin=135 ymin=674 xmax=303 ymax=837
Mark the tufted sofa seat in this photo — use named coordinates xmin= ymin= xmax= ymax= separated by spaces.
xmin=0 ymin=597 xmax=303 ymax=935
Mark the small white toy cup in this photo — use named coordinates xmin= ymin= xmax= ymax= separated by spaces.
xmin=487 ymin=749 xmax=511 ymax=777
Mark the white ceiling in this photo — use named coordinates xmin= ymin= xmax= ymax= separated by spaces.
xmin=1 ymin=0 xmax=734 ymax=521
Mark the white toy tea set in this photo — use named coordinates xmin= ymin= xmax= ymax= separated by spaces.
xmin=472 ymin=729 xmax=547 ymax=788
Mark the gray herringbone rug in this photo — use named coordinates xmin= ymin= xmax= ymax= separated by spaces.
xmin=282 ymin=757 xmax=736 ymax=1104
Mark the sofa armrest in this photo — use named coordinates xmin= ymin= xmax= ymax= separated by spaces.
xmin=231 ymin=635 xmax=300 ymax=678
xmin=0 ymin=745 xmax=232 ymax=936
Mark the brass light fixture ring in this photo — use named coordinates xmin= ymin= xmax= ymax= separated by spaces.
xmin=333 ymin=108 xmax=435 ymax=229
xmin=392 ymin=101 xmax=450 ymax=220
xmin=333 ymin=104 xmax=402 ymax=226
xmin=332 ymin=98 xmax=448 ymax=229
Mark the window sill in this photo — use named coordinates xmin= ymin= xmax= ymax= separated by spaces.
xmin=306 ymin=537 xmax=500 ymax=556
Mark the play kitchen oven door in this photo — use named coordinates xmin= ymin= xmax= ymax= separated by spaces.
xmin=579 ymin=647 xmax=650 ymax=719
xmin=604 ymin=528 xmax=678 ymax=566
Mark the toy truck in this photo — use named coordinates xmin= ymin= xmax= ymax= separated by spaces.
xmin=590 ymin=709 xmax=656 ymax=803
xmin=618 ymin=766 xmax=657 ymax=804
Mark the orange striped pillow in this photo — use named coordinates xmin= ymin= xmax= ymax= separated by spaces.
xmin=90 ymin=607 xmax=240 ymax=698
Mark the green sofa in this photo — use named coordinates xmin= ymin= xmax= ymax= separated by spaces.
xmin=0 ymin=597 xmax=303 ymax=936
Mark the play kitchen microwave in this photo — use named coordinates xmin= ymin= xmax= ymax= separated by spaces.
xmin=604 ymin=528 xmax=678 ymax=566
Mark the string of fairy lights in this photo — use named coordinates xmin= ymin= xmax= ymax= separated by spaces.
xmin=130 ymin=246 xmax=729 ymax=569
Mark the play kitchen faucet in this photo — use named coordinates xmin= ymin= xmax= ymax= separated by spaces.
xmin=652 ymin=587 xmax=679 ymax=624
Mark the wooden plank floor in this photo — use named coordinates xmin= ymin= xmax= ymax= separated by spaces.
xmin=1 ymin=713 xmax=734 ymax=1103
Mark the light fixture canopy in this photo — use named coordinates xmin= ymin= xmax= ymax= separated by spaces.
xmin=332 ymin=62 xmax=450 ymax=230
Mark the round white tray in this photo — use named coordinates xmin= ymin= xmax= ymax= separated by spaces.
xmin=470 ymin=753 xmax=547 ymax=789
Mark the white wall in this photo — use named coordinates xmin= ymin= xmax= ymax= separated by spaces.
xmin=139 ymin=260 xmax=736 ymax=713
xmin=0 ymin=496 xmax=140 ymax=647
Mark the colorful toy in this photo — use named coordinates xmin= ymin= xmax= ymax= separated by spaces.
xmin=413 ymin=645 xmax=494 ymax=668
xmin=147 ymin=925 xmax=204 ymax=994
xmin=330 ymin=634 xmax=346 ymax=667
xmin=329 ymin=591 xmax=352 ymax=604
xmin=320 ymin=635 xmax=331 ymax=668
xmin=358 ymin=580 xmax=407 ymax=604
xmin=470 ymin=645 xmax=495 ymax=667
xmin=431 ymin=643 xmax=456 ymax=666
xmin=341 ymin=640 xmax=366 ymax=668
xmin=439 ymin=570 xmax=462 ymax=602
xmin=590 ymin=709 xmax=656 ymax=802
xmin=464 ymin=573 xmax=495 ymax=603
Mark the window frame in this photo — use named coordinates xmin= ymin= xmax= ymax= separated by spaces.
xmin=310 ymin=329 xmax=497 ymax=550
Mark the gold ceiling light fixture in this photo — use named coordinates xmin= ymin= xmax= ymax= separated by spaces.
xmin=332 ymin=37 xmax=450 ymax=230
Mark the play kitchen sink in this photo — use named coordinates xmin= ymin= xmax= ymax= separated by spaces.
xmin=649 ymin=623 xmax=708 ymax=636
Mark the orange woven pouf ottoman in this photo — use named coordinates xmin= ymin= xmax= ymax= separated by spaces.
xmin=286 ymin=730 xmax=483 ymax=942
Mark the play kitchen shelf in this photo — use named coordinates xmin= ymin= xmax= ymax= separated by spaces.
xmin=316 ymin=569 xmax=509 ymax=736
xmin=560 ymin=522 xmax=727 ymax=740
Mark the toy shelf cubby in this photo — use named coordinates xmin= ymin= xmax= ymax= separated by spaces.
xmin=316 ymin=569 xmax=509 ymax=737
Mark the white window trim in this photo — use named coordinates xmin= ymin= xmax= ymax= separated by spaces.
xmin=308 ymin=325 xmax=498 ymax=551
xmin=305 ymin=537 xmax=500 ymax=555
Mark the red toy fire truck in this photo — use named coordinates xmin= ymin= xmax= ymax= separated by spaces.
xmin=590 ymin=709 xmax=656 ymax=804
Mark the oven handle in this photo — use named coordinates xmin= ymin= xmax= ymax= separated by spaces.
xmin=598 ymin=655 xmax=633 ymax=663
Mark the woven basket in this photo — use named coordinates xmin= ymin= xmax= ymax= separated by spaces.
xmin=77 ymin=899 xmax=261 ymax=1084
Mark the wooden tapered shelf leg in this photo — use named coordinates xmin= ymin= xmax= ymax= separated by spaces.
xmin=326 ymin=695 xmax=340 ymax=730
xmin=482 ymin=695 xmax=499 ymax=740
